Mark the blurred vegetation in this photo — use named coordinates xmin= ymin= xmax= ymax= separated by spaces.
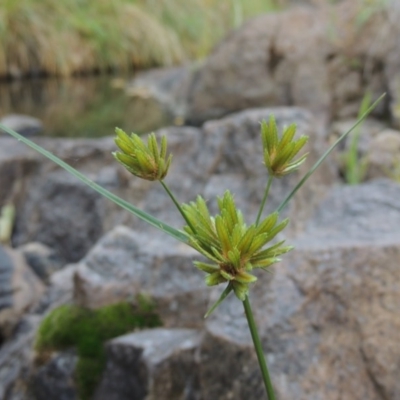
xmin=0 ymin=77 xmax=173 ymax=137
xmin=344 ymin=90 xmax=372 ymax=184
xmin=0 ymin=0 xmax=278 ymax=78
xmin=35 ymin=299 xmax=162 ymax=400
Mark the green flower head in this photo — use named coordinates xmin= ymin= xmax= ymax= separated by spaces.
xmin=182 ymin=191 xmax=293 ymax=300
xmin=113 ymin=128 xmax=172 ymax=181
xmin=261 ymin=115 xmax=309 ymax=177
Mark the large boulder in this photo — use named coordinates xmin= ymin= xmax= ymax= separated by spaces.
xmin=186 ymin=1 xmax=397 ymax=125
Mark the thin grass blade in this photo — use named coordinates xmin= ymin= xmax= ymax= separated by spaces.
xmin=0 ymin=123 xmax=189 ymax=244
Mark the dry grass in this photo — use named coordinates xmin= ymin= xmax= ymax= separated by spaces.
xmin=0 ymin=0 xmax=277 ymax=77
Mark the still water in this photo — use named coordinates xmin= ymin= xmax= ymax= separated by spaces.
xmin=0 ymin=76 xmax=174 ymax=138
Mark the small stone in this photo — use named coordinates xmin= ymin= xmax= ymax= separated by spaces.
xmin=0 ymin=245 xmax=45 ymax=340
xmin=18 ymin=242 xmax=63 ymax=283
xmin=29 ymin=350 xmax=78 ymax=400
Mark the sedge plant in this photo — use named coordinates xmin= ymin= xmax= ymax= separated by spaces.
xmin=0 ymin=93 xmax=384 ymax=399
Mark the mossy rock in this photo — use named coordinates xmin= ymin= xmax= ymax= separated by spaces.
xmin=35 ymin=297 xmax=162 ymax=400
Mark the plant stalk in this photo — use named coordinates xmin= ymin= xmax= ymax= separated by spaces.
xmin=243 ymin=296 xmax=276 ymax=400
xmin=256 ymin=175 xmax=273 ymax=225
xmin=160 ymin=180 xmax=197 ymax=233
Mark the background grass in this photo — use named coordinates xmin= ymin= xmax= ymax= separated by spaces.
xmin=0 ymin=0 xmax=278 ymax=78
xmin=344 ymin=90 xmax=372 ymax=184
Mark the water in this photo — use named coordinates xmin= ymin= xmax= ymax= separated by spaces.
xmin=0 ymin=76 xmax=174 ymax=138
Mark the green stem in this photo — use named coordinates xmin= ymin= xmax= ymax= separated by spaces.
xmin=256 ymin=175 xmax=273 ymax=225
xmin=160 ymin=180 xmax=197 ymax=233
xmin=243 ymin=296 xmax=276 ymax=400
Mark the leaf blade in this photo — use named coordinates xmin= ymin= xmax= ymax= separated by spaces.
xmin=0 ymin=124 xmax=189 ymax=244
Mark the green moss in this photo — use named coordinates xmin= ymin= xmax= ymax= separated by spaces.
xmin=75 ymin=356 xmax=106 ymax=400
xmin=35 ymin=297 xmax=162 ymax=400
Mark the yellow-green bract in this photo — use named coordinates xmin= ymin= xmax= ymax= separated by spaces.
xmin=113 ymin=128 xmax=172 ymax=181
xmin=182 ymin=191 xmax=293 ymax=300
xmin=261 ymin=115 xmax=309 ymax=177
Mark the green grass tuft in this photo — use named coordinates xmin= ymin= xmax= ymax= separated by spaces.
xmin=344 ymin=90 xmax=372 ymax=185
xmin=35 ymin=298 xmax=162 ymax=400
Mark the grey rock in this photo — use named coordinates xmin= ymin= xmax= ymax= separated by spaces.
xmin=0 ymin=114 xmax=43 ymax=137
xmin=329 ymin=118 xmax=387 ymax=155
xmin=0 ymin=246 xmax=45 ymax=340
xmin=0 ymin=246 xmax=77 ymax=399
xmin=73 ymin=226 xmax=209 ymax=329
xmin=366 ymin=129 xmax=400 ymax=180
xmin=199 ymin=305 xmax=264 ymax=400
xmin=0 ymin=137 xmax=40 ymax=208
xmin=0 ymin=245 xmax=14 ymax=313
xmin=328 ymin=118 xmax=400 ymax=181
xmin=126 ymin=66 xmax=192 ymax=124
xmin=384 ymin=1 xmax=400 ymax=129
xmin=0 ymin=135 xmax=118 ymax=264
xmin=29 ymin=350 xmax=78 ymax=400
xmin=186 ymin=2 xmax=395 ymax=125
xmin=0 ymin=316 xmax=40 ymax=400
xmin=30 ymin=269 xmax=76 ymax=317
xmin=1 ymin=265 xmax=76 ymax=399
xmin=95 ymin=328 xmax=201 ymax=400
xmin=198 ymin=179 xmax=400 ymax=400
xmin=298 ymin=179 xmax=400 ymax=244
xmin=13 ymin=170 xmax=105 ymax=263
xmin=18 ymin=242 xmax=63 ymax=283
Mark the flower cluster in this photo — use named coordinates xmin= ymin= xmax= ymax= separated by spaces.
xmin=113 ymin=128 xmax=172 ymax=181
xmin=261 ymin=115 xmax=308 ymax=177
xmin=182 ymin=191 xmax=293 ymax=300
